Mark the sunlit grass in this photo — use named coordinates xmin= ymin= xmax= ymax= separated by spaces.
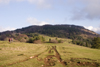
xmin=0 ymin=39 xmax=100 ymax=67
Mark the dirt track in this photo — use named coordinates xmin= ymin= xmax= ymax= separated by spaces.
xmin=1 ymin=46 xmax=100 ymax=67
xmin=43 ymin=46 xmax=67 ymax=66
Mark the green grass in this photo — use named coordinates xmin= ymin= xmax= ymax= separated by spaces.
xmin=0 ymin=39 xmax=100 ymax=67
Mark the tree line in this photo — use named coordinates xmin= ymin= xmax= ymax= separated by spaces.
xmin=72 ymin=37 xmax=100 ymax=49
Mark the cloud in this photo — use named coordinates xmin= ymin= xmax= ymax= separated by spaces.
xmin=0 ymin=26 xmax=16 ymax=32
xmin=0 ymin=0 xmax=24 ymax=4
xmin=27 ymin=17 xmax=49 ymax=26
xmin=0 ymin=0 xmax=11 ymax=4
xmin=84 ymin=26 xmax=100 ymax=34
xmin=69 ymin=0 xmax=100 ymax=20
xmin=0 ymin=0 xmax=52 ymax=9
xmin=1 ymin=0 xmax=100 ymax=19
xmin=27 ymin=0 xmax=52 ymax=9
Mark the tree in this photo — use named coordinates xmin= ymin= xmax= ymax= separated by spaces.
xmin=92 ymin=37 xmax=100 ymax=49
xmin=41 ymin=36 xmax=45 ymax=42
xmin=49 ymin=38 xmax=51 ymax=43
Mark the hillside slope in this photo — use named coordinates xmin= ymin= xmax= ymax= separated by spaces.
xmin=15 ymin=24 xmax=99 ymax=38
xmin=0 ymin=24 xmax=99 ymax=40
xmin=0 ymin=40 xmax=100 ymax=67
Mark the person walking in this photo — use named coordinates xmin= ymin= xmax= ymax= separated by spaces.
xmin=9 ymin=38 xmax=11 ymax=42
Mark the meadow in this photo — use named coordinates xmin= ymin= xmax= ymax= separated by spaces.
xmin=0 ymin=38 xmax=100 ymax=67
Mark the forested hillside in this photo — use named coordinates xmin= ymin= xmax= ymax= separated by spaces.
xmin=0 ymin=24 xmax=100 ymax=48
xmin=15 ymin=25 xmax=99 ymax=38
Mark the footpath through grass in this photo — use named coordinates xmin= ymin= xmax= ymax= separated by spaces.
xmin=0 ymin=41 xmax=100 ymax=67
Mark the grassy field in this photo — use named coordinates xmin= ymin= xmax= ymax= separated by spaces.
xmin=0 ymin=38 xmax=100 ymax=67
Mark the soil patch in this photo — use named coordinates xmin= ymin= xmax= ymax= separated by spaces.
xmin=43 ymin=46 xmax=67 ymax=67
xmin=66 ymin=58 xmax=100 ymax=67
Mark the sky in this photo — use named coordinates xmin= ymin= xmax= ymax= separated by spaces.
xmin=0 ymin=0 xmax=100 ymax=34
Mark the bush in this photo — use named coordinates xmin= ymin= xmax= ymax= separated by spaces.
xmin=27 ymin=37 xmax=34 ymax=43
xmin=49 ymin=38 xmax=51 ymax=43
xmin=27 ymin=35 xmax=45 ymax=43
xmin=58 ymin=40 xmax=62 ymax=43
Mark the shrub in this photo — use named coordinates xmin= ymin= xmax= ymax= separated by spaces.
xmin=27 ymin=37 xmax=34 ymax=43
xmin=58 ymin=40 xmax=62 ymax=43
xmin=49 ymin=38 xmax=51 ymax=43
xmin=27 ymin=35 xmax=45 ymax=43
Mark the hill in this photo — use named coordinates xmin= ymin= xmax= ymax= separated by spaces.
xmin=0 ymin=39 xmax=100 ymax=67
xmin=15 ymin=24 xmax=99 ymax=38
xmin=0 ymin=24 xmax=100 ymax=47
xmin=0 ymin=27 xmax=100 ymax=67
xmin=0 ymin=24 xmax=99 ymax=40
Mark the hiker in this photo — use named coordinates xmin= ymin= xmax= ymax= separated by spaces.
xmin=9 ymin=38 xmax=11 ymax=42
xmin=9 ymin=38 xmax=10 ymax=42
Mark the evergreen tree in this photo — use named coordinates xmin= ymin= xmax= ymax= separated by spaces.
xmin=92 ymin=37 xmax=100 ymax=49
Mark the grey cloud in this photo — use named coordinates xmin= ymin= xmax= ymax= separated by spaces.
xmin=1 ymin=0 xmax=100 ymax=20
xmin=0 ymin=0 xmax=11 ymax=4
xmin=0 ymin=0 xmax=53 ymax=9
xmin=69 ymin=0 xmax=100 ymax=20
xmin=27 ymin=0 xmax=53 ymax=9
